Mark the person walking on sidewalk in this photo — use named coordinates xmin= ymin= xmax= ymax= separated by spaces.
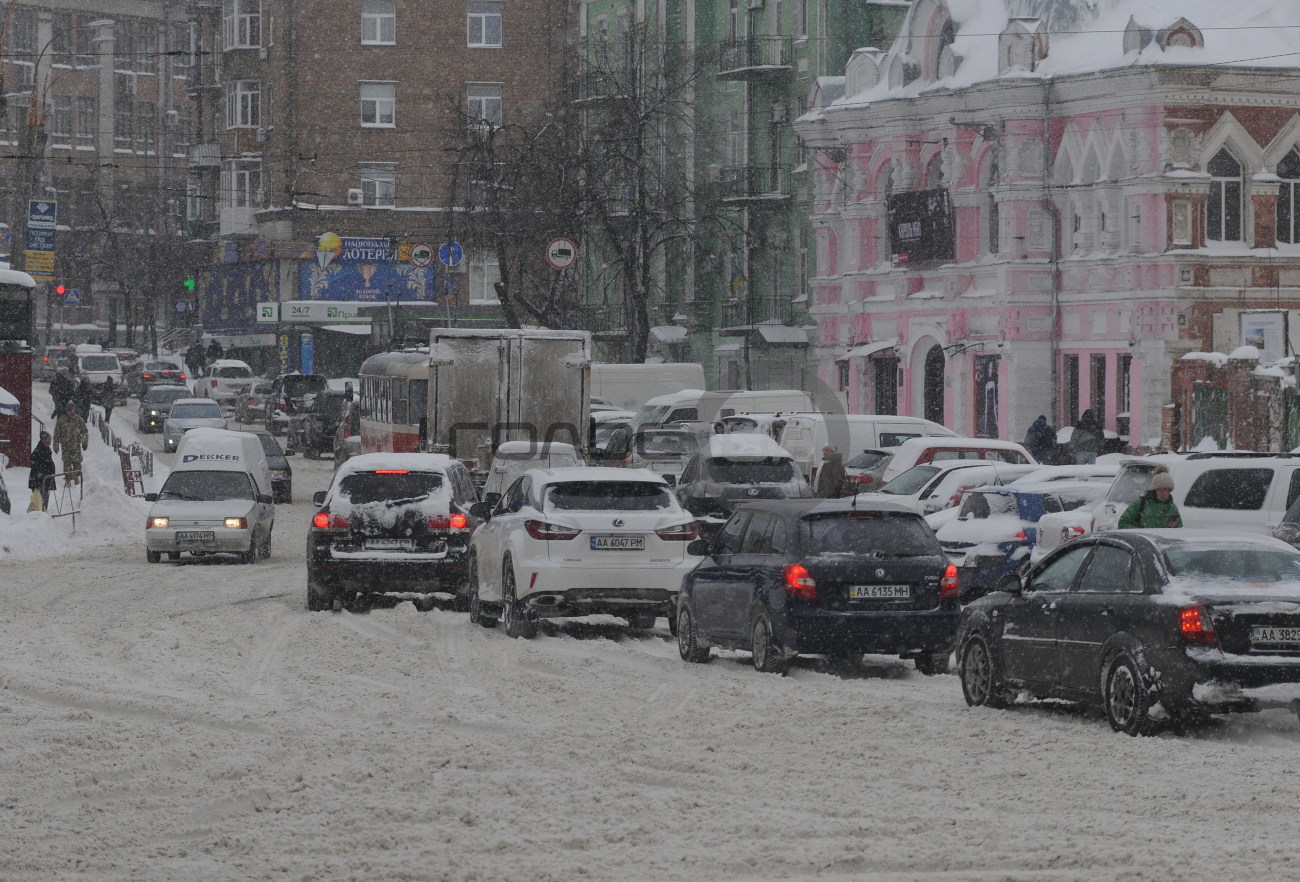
xmin=53 ymin=401 xmax=89 ymax=484
xmin=28 ymin=431 xmax=56 ymax=510
xmin=100 ymin=376 xmax=117 ymax=424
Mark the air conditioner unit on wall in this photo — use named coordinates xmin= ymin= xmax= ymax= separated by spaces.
xmin=346 ymin=188 xmax=364 ymax=205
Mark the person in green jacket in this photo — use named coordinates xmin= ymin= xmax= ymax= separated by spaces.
xmin=1118 ymin=468 xmax=1182 ymax=529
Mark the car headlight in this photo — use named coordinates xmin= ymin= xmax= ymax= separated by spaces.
xmin=270 ymin=469 xmax=287 ymax=478
xmin=149 ymin=517 xmax=169 ymax=528
xmin=149 ymin=409 xmax=159 ymax=415
xmin=224 ymin=517 xmax=247 ymax=529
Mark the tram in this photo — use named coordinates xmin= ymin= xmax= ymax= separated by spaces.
xmin=357 ymin=350 xmax=430 ymax=453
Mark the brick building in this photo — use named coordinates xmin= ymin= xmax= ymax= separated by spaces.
xmin=187 ymin=0 xmax=576 ymax=374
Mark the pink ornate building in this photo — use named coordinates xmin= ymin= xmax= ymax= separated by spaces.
xmin=797 ymin=0 xmax=1300 ymax=449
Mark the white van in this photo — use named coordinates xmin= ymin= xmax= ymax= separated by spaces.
xmin=145 ymin=428 xmax=276 ymax=564
xmin=629 ymin=389 xmax=813 ymax=433
xmin=777 ymin=414 xmax=957 ymax=482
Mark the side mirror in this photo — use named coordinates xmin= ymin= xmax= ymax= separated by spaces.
xmin=469 ymin=501 xmax=492 ymax=520
xmin=687 ymin=538 xmax=710 ymax=557
xmin=258 ymin=494 xmax=274 ymax=504
xmin=144 ymin=492 xmax=158 ymax=502
xmin=662 ymin=473 xmax=677 ymax=487
xmin=284 ymin=448 xmax=296 ymax=457
xmin=312 ymin=490 xmax=327 ymax=506
xmin=484 ymin=492 xmax=502 ymax=509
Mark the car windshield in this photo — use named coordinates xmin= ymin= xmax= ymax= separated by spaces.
xmin=638 ymin=432 xmax=698 ymax=457
xmin=337 ymin=471 xmax=442 ymax=504
xmin=159 ymin=470 xmax=254 ymax=502
xmin=594 ymin=422 xmax=628 ymax=445
xmin=801 ymin=514 xmax=942 ymax=556
xmin=1164 ymin=547 xmax=1300 ymax=585
xmin=707 ymin=457 xmax=796 ymax=484
xmin=545 ymin=481 xmax=673 ymax=511
xmin=629 ymin=402 xmax=673 ymax=433
xmin=313 ymin=394 xmax=346 ymax=416
xmin=846 ymin=451 xmax=891 ymax=470
xmin=878 ymin=465 xmax=941 ymax=496
xmin=958 ymin=492 xmax=1018 ymax=520
xmin=253 ymin=433 xmax=283 ymax=458
xmin=283 ymin=375 xmax=327 ymax=397
xmin=1106 ymin=466 xmax=1154 ymax=504
xmin=80 ymin=355 xmax=119 ymax=371
xmin=215 ymin=366 xmax=252 ymax=378
xmin=146 ymin=387 xmax=190 ymax=403
xmin=170 ymin=403 xmax=222 ymax=419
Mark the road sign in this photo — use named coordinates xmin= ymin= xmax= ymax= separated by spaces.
xmin=24 ymin=251 xmax=54 ymax=280
xmin=411 ymin=243 xmax=434 ymax=268
xmin=438 ymin=241 xmax=464 ymax=267
xmin=26 ymin=227 xmax=56 ymax=251
xmin=27 ymin=200 xmax=57 ymax=227
xmin=175 ymin=300 xmax=187 ymax=313
xmin=251 ymin=238 xmax=273 ymax=259
xmin=63 ymin=288 xmax=82 ymax=306
xmin=547 ymin=238 xmax=577 ymax=270
xmin=300 ymin=333 xmax=314 ymax=375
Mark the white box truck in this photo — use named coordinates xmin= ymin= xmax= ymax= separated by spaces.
xmin=590 ymin=362 xmax=706 ymax=411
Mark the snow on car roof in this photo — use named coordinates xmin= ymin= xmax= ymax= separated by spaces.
xmin=494 ymin=441 xmax=578 ymax=456
xmin=702 ymin=434 xmax=791 ymax=459
xmin=970 ymin=480 xmax=1110 ymax=498
xmin=335 ymin=452 xmax=456 ymax=478
xmin=526 ymin=466 xmax=670 ymax=485
xmin=173 ymin=397 xmax=218 ymax=406
xmin=893 ymin=436 xmax=1029 ymax=452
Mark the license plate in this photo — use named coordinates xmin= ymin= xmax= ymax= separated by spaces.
xmin=590 ymin=535 xmax=645 ymax=551
xmin=366 ymin=538 xmax=412 ymax=551
xmin=848 ymin=584 xmax=911 ymax=600
xmin=1251 ymin=626 xmax=1300 ymax=646
xmin=176 ymin=531 xmax=214 ymax=544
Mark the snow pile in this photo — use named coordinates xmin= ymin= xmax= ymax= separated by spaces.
xmin=1181 ymin=351 xmax=1230 ymax=367
xmin=1229 ymin=345 xmax=1262 ymax=361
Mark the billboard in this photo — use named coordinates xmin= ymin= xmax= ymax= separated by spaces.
xmin=886 ymin=188 xmax=955 ymax=265
xmin=1240 ymin=310 xmax=1288 ymax=364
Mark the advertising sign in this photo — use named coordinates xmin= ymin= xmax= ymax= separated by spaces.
xmin=1240 ymin=310 xmax=1288 ymax=364
xmin=278 ymin=334 xmax=290 ymax=376
xmin=300 ymin=333 xmax=314 ymax=375
xmin=886 ymin=188 xmax=955 ymax=264
xmin=280 ymin=301 xmax=367 ymax=324
xmin=25 ymin=227 xmax=55 ymax=251
xmin=257 ymin=302 xmax=279 ymax=323
xmin=299 ymin=259 xmax=433 ymax=302
xmin=23 ymin=250 xmax=55 ymax=281
xmin=27 ymin=200 xmax=57 ymax=227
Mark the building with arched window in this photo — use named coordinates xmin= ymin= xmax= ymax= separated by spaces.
xmin=797 ymin=0 xmax=1300 ymax=449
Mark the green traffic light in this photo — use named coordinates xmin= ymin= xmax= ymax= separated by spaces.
xmin=183 ymin=277 xmax=196 ymax=291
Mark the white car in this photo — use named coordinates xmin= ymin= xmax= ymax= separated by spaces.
xmin=483 ymin=441 xmax=584 ymax=501
xmin=854 ymin=460 xmax=1037 ymax=516
xmin=195 ymin=359 xmax=255 ymax=408
xmin=467 ymin=467 xmax=704 ymax=638
xmin=162 ymin=398 xmax=227 ymax=453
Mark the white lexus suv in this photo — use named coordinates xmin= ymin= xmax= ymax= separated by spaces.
xmin=467 ymin=467 xmax=704 ymax=638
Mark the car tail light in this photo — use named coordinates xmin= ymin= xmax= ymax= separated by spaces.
xmin=275 ymin=401 xmax=286 ymax=410
xmin=525 ymin=519 xmax=580 ymax=540
xmin=940 ymin=563 xmax=960 ymax=601
xmin=142 ymin=373 xmax=153 ymax=379
xmin=1013 ymin=530 xmax=1027 ymax=541
xmin=624 ymin=454 xmax=632 ymax=463
xmin=374 ymin=469 xmax=409 ymax=475
xmin=210 ymin=379 xmax=218 ymax=388
xmin=180 ymin=374 xmax=187 ymax=380
xmin=784 ymin=563 xmax=817 ymax=600
xmin=655 ymin=521 xmax=698 ymax=541
xmin=312 ymin=512 xmax=349 ymax=531
xmin=845 ymin=474 xmax=873 ymax=485
xmin=1178 ymin=604 xmax=1218 ymax=645
xmin=428 ymin=513 xmax=470 ymax=531
xmin=1061 ymin=525 xmax=1086 ymax=544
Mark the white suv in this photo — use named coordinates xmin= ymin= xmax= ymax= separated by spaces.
xmin=196 ymin=359 xmax=255 ymax=408
xmin=467 ymin=467 xmax=704 ymax=638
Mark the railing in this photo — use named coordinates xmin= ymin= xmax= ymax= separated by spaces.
xmin=88 ymin=408 xmax=153 ymax=483
xmin=718 ymin=165 xmax=791 ymax=203
xmin=722 ymin=296 xmax=794 ymax=328
xmin=42 ymin=472 xmax=84 ymax=530
xmin=718 ymin=36 xmax=793 ymax=79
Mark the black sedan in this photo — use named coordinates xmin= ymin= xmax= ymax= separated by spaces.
xmin=957 ymin=529 xmax=1300 ymax=735
xmin=676 ymin=500 xmax=960 ymax=675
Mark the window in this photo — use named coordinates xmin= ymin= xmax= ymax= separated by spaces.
xmin=466 ymin=83 xmax=502 ymax=128
xmin=1207 ymin=147 xmax=1242 ymax=242
xmin=796 ymin=0 xmax=808 ymax=37
xmin=76 ymin=97 xmax=97 ymax=149
xmin=1077 ymin=545 xmax=1139 ymax=593
xmin=359 ymin=163 xmax=396 ymax=206
xmin=1279 ymin=150 xmax=1300 ymax=244
xmin=467 ymin=2 xmax=503 ymax=48
xmin=226 ymin=80 xmax=261 ymax=128
xmin=224 ymin=0 xmax=262 ymax=49
xmin=222 ymin=157 xmax=263 ymax=208
xmin=362 ymin=1 xmax=396 ymax=44
xmin=1089 ymin=354 xmax=1106 ymax=426
xmin=135 ymin=22 xmax=159 ymax=74
xmin=874 ymin=356 xmax=899 ymax=415
xmin=1026 ymin=545 xmax=1092 ymax=593
xmin=171 ymin=22 xmax=195 ymax=78
xmin=1184 ymin=468 xmax=1273 ymax=511
xmin=8 ymin=6 xmax=34 ymax=88
xmin=1063 ymin=354 xmax=1079 ymax=426
xmin=53 ymin=13 xmax=74 ymax=66
xmin=986 ymin=154 xmax=1000 ymax=254
xmin=739 ymin=512 xmax=773 ymax=554
xmin=50 ymin=96 xmax=72 ymax=147
xmin=114 ymin=78 xmax=134 ymax=150
xmin=469 ymin=251 xmax=501 ymax=303
xmin=837 ymin=361 xmax=849 ymax=392
xmin=360 ymin=82 xmax=395 ymax=127
xmin=715 ymin=510 xmax=751 ymax=554
xmin=136 ymin=101 xmax=156 ymax=152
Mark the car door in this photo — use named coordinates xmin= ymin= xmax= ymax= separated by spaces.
xmin=721 ymin=512 xmax=775 ymax=639
xmin=476 ymin=476 xmax=527 ymax=601
xmin=1055 ymin=540 xmax=1145 ymax=698
xmin=999 ymin=544 xmax=1093 ymax=687
xmin=691 ymin=510 xmax=751 ymax=637
xmin=1180 ymin=467 xmax=1275 ymax=533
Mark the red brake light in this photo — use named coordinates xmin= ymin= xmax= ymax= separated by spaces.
xmin=180 ymin=374 xmax=187 ymax=380
xmin=940 ymin=563 xmax=960 ymax=600
xmin=210 ymin=379 xmax=218 ymax=388
xmin=1013 ymin=530 xmax=1027 ymax=541
xmin=525 ymin=519 xmax=580 ymax=540
xmin=374 ymin=469 xmax=409 ymax=474
xmin=142 ymin=374 xmax=153 ymax=379
xmin=784 ymin=563 xmax=817 ymax=600
xmin=1179 ymin=604 xmax=1218 ymax=645
xmin=428 ymin=513 xmax=471 ymax=531
xmin=449 ymin=512 xmax=468 ymax=530
xmin=312 ymin=512 xmax=330 ymax=529
xmin=655 ymin=521 xmax=699 ymax=541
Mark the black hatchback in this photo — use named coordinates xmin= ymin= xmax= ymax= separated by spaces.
xmin=676 ymin=500 xmax=959 ymax=674
xmin=957 ymin=529 xmax=1300 ymax=735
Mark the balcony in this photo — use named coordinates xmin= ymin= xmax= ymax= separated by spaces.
xmin=717 ymin=165 xmax=791 ymax=207
xmin=188 ymin=142 xmax=220 ymax=169
xmin=718 ymin=37 xmax=793 ymax=82
xmin=721 ymin=296 xmax=794 ymax=331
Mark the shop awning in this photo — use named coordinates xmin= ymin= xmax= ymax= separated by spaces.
xmin=649 ymin=325 xmax=688 ymax=343
xmin=837 ymin=336 xmax=899 ymax=361
xmin=756 ymin=324 xmax=809 ymax=345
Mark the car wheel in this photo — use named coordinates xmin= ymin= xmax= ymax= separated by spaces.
xmin=167 ymin=552 xmax=180 ymax=561
xmin=1104 ymin=650 xmax=1162 ymax=737
xmin=146 ymin=550 xmax=161 ymax=564
xmin=676 ymin=601 xmax=710 ymax=663
xmin=468 ymin=557 xmax=497 ymax=628
xmin=959 ymin=635 xmax=1010 ymax=708
xmin=914 ymin=650 xmax=950 ymax=676
xmin=626 ymin=614 xmax=655 ymax=630
xmin=750 ymin=614 xmax=789 ymax=675
xmin=259 ymin=530 xmax=272 ymax=560
xmin=501 ymin=560 xmax=535 ymax=639
xmin=238 ymin=538 xmax=256 ymax=565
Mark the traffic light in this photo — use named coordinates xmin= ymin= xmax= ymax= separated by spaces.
xmin=54 ymin=285 xmax=66 ymax=296
xmin=183 ymin=277 xmax=196 ymax=292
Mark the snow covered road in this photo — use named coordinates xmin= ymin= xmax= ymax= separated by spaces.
xmin=3 ymin=404 xmax=1300 ymax=880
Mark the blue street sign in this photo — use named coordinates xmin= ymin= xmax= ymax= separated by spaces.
xmin=175 ymin=300 xmax=187 ymax=313
xmin=27 ymin=200 xmax=57 ymax=227
xmin=26 ymin=226 xmax=56 ymax=251
xmin=3 ymin=233 xmax=12 ymax=245
xmin=300 ymin=332 xmax=314 ymax=375
xmin=438 ymin=241 xmax=464 ymax=267
xmin=63 ymin=288 xmax=81 ymax=306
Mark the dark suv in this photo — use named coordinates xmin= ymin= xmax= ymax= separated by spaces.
xmin=290 ymin=389 xmax=349 ymax=459
xmin=676 ymin=499 xmax=959 ymax=675
xmin=264 ymin=373 xmax=327 ymax=435
xmin=307 ymin=453 xmax=481 ymax=611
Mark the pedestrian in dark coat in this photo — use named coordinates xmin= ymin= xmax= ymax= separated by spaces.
xmin=815 ymin=445 xmax=847 ymax=498
xmin=186 ymin=342 xmax=205 ymax=378
xmin=1023 ymin=415 xmax=1056 ymax=464
xmin=1070 ymin=409 xmax=1104 ymax=464
xmin=100 ymin=377 xmax=117 ymax=423
xmin=49 ymin=369 xmax=75 ymax=419
xmin=75 ymin=377 xmax=94 ymax=420
xmin=206 ymin=339 xmax=224 ymax=363
xmin=28 ymin=431 xmax=56 ymax=510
